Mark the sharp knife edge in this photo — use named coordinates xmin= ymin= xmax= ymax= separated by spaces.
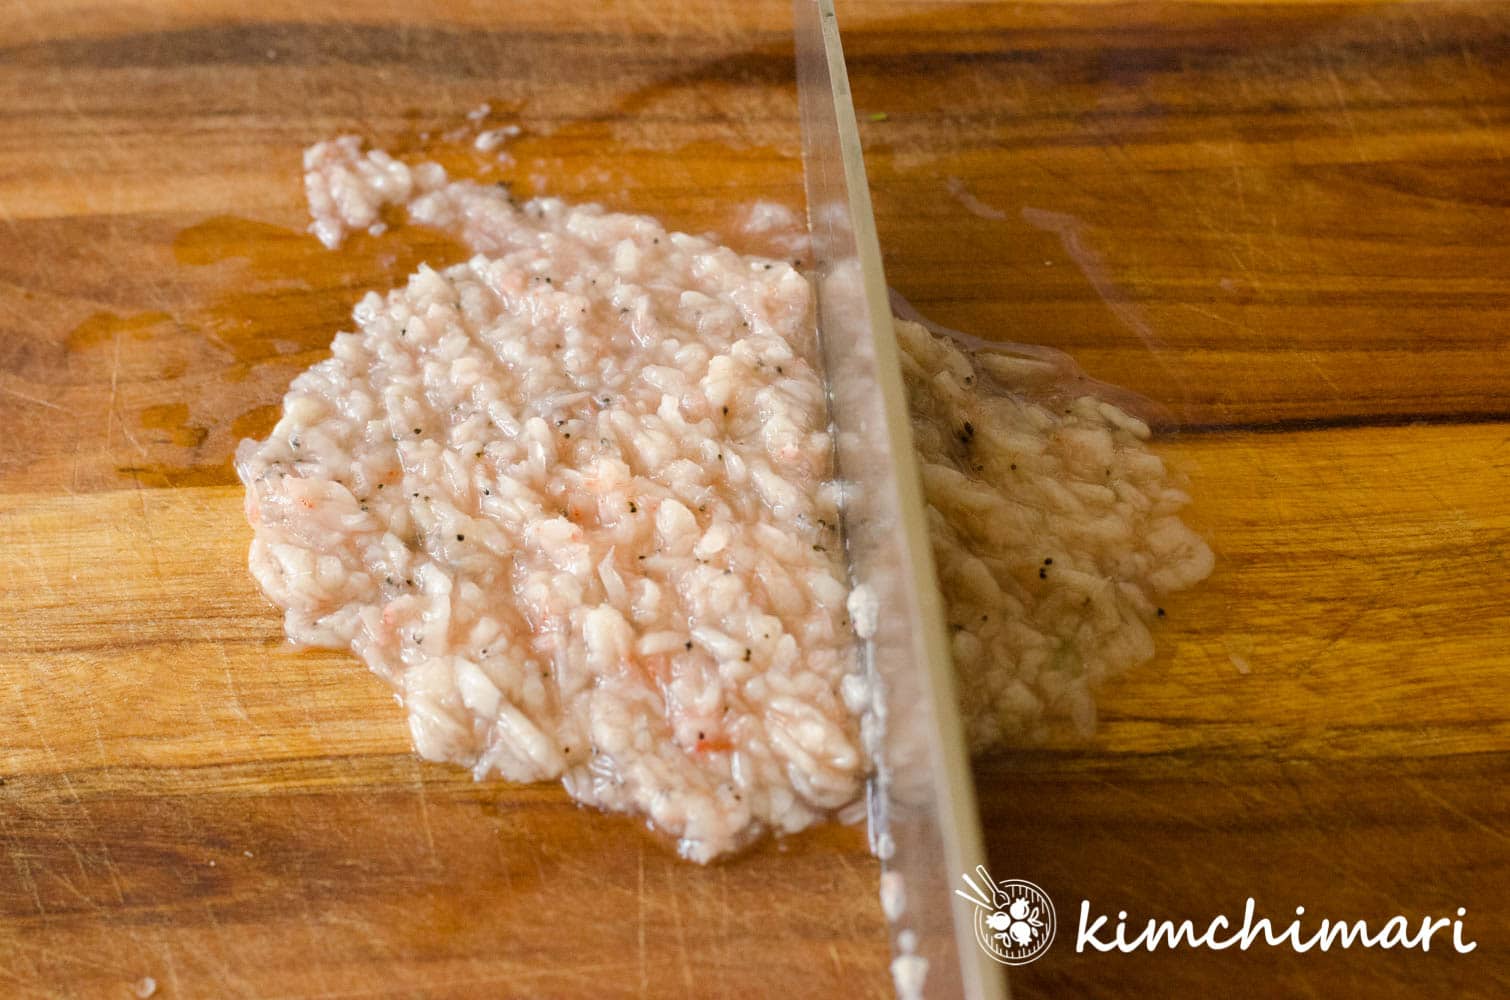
xmin=793 ymin=1 xmax=1006 ymax=997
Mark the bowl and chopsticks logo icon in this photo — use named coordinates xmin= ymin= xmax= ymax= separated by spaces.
xmin=957 ymin=867 xmax=1056 ymax=965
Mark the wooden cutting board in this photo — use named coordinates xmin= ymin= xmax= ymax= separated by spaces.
xmin=1 ymin=1 xmax=1506 ymax=997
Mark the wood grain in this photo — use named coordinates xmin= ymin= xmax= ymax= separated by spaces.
xmin=839 ymin=2 xmax=1510 ymax=998
xmin=1 ymin=0 xmax=1507 ymax=997
xmin=0 ymin=3 xmax=888 ymax=998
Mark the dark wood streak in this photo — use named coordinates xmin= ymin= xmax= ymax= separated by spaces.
xmin=1 ymin=23 xmax=792 ymax=77
xmin=1178 ymin=412 xmax=1510 ymax=435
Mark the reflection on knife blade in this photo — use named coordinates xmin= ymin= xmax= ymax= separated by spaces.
xmin=794 ymin=0 xmax=1217 ymax=993
xmin=793 ymin=1 xmax=1005 ymax=997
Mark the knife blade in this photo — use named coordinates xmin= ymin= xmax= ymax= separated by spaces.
xmin=793 ymin=2 xmax=1007 ymax=997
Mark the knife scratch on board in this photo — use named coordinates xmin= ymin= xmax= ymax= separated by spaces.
xmin=0 ymin=385 xmax=64 ymax=412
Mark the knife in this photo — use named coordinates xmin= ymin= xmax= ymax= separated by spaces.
xmin=793 ymin=2 xmax=1008 ymax=997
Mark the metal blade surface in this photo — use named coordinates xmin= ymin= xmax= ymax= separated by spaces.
xmin=794 ymin=2 xmax=1006 ymax=996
